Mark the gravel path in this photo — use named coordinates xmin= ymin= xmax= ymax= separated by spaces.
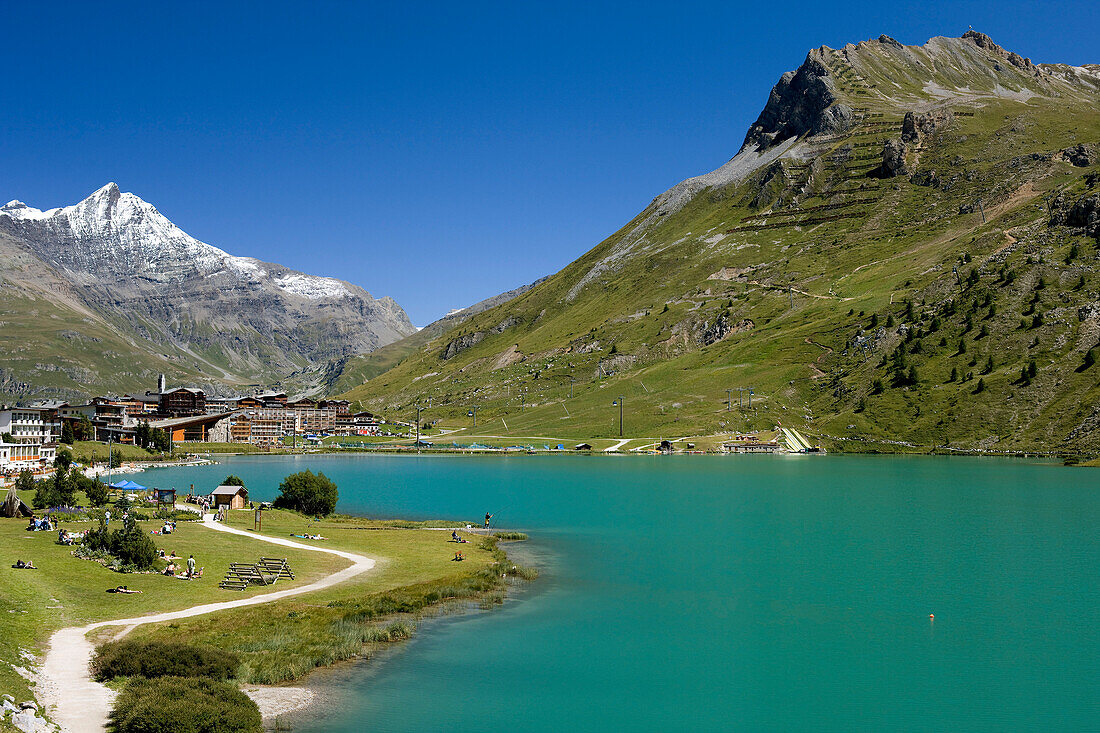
xmin=36 ymin=515 xmax=375 ymax=733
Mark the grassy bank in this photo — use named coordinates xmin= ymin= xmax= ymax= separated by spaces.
xmin=120 ymin=510 xmax=534 ymax=685
xmin=0 ymin=512 xmax=344 ymax=707
xmin=0 ymin=507 xmax=533 ymax=719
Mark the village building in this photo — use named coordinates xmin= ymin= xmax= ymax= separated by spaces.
xmin=0 ymin=407 xmax=57 ymax=471
xmin=211 ymin=484 xmax=249 ymax=509
xmin=719 ymin=441 xmax=782 ymax=453
xmin=158 ymin=387 xmax=207 ymax=417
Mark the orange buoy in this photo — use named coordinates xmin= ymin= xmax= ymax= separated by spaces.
xmin=929 ymin=614 xmax=934 ymax=619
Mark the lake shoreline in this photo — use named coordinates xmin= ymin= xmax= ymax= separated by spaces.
xmin=236 ymin=538 xmax=536 ymax=726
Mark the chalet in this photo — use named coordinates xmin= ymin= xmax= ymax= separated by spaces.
xmin=211 ymin=484 xmax=249 ymax=510
xmin=258 ymin=392 xmax=288 ymax=407
xmin=159 ymin=387 xmax=206 ymax=417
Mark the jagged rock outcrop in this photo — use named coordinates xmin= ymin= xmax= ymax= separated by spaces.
xmin=742 ymin=51 xmax=853 ymax=151
xmin=1067 ymin=195 xmax=1100 ymax=238
xmin=901 ymin=109 xmax=954 ymax=143
xmin=962 ymin=30 xmax=1035 ymax=71
xmin=441 ymin=331 xmax=487 ymax=360
xmin=1059 ymin=144 xmax=1098 ymax=167
xmin=880 ymin=139 xmax=908 ymax=177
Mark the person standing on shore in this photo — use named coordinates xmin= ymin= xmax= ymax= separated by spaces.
xmin=484 ymin=512 xmax=492 ymax=529
xmin=187 ymin=554 xmax=196 ymax=578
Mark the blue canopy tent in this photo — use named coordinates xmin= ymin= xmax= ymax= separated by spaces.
xmin=109 ymin=479 xmax=147 ymax=492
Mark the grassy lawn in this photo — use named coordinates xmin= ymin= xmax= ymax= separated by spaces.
xmin=0 ymin=513 xmax=347 ymax=703
xmin=69 ymin=441 xmax=165 ymax=464
xmin=123 ymin=509 xmax=515 ymax=684
xmin=180 ymin=442 xmax=267 ymax=454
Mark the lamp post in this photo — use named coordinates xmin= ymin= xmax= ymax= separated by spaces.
xmin=569 ymin=376 xmax=576 ymax=399
xmin=415 ymin=405 xmax=423 ymax=454
xmin=612 ymin=396 xmax=624 ymax=438
xmin=725 ymin=388 xmax=733 ymax=411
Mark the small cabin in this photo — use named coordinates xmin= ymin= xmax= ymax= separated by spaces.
xmin=211 ymin=484 xmax=249 ymax=510
xmin=574 ymin=443 xmax=593 ymax=451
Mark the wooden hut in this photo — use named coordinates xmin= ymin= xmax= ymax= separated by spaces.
xmin=211 ymin=484 xmax=248 ymax=510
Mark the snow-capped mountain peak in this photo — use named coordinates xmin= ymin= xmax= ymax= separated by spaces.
xmin=0 ymin=183 xmax=415 ymax=383
xmin=0 ymin=183 xmax=356 ymax=299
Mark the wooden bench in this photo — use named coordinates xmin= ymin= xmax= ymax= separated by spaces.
xmin=259 ymin=557 xmax=294 ymax=580
xmin=219 ymin=558 xmax=294 ymax=590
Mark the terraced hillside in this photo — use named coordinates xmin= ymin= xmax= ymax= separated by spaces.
xmin=340 ymin=32 xmax=1100 ymax=455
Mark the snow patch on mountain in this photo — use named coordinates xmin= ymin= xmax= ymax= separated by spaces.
xmin=274 ymin=273 xmax=350 ymax=299
xmin=0 ymin=183 xmax=346 ymax=297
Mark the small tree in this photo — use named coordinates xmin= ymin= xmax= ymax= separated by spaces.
xmin=221 ymin=475 xmax=246 ymax=487
xmin=958 ymin=338 xmax=967 ymax=354
xmin=61 ymin=421 xmax=75 ymax=444
xmin=112 ymin=521 xmax=159 ymax=569
xmin=109 ymin=448 xmax=123 ymax=469
xmin=974 ymin=378 xmax=986 ymax=393
xmin=907 ymin=365 xmax=919 ymax=386
xmin=982 ymin=356 xmax=994 ymax=375
xmin=32 ymin=479 xmax=59 ymax=510
xmin=871 ymin=378 xmax=885 ymax=395
xmin=75 ymin=415 xmax=94 ymax=441
xmin=949 ymin=366 xmax=958 ymax=383
xmin=82 ymin=474 xmax=109 ymax=507
xmin=273 ymin=470 xmax=339 ymax=517
xmin=1027 ymin=359 xmax=1038 ymax=379
xmin=14 ymin=469 xmax=35 ymax=495
xmin=151 ymin=428 xmax=172 ymax=453
xmin=134 ymin=422 xmax=151 ymax=449
xmin=1083 ymin=348 xmax=1097 ymax=370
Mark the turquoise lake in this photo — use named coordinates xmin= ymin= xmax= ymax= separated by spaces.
xmin=149 ymin=454 xmax=1100 ymax=731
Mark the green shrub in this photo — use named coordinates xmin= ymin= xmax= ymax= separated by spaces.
xmin=109 ymin=676 xmax=260 ymax=733
xmin=93 ymin=640 xmax=240 ymax=682
xmin=83 ymin=522 xmax=159 ymax=570
xmin=273 ymin=470 xmax=338 ymax=516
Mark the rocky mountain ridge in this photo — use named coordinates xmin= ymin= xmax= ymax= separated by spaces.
xmin=0 ymin=184 xmax=415 ymax=400
xmin=340 ymin=31 xmax=1100 ymax=454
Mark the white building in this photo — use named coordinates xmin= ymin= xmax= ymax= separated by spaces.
xmin=0 ymin=407 xmax=57 ymax=471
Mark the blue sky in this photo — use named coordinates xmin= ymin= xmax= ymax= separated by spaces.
xmin=2 ymin=1 xmax=1096 ymax=324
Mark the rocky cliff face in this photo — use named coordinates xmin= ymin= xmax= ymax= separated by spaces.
xmin=741 ymin=50 xmax=854 ymax=151
xmin=0 ymin=183 xmax=415 ymax=396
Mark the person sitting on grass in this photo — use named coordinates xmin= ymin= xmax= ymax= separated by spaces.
xmin=107 ymin=586 xmax=141 ymax=594
xmin=12 ymin=559 xmax=37 ymax=569
xmin=453 ymin=551 xmax=464 ymax=561
xmin=164 ymin=561 xmax=177 ymax=576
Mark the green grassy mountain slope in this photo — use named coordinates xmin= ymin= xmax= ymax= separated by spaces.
xmin=341 ymin=32 xmax=1100 ymax=454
